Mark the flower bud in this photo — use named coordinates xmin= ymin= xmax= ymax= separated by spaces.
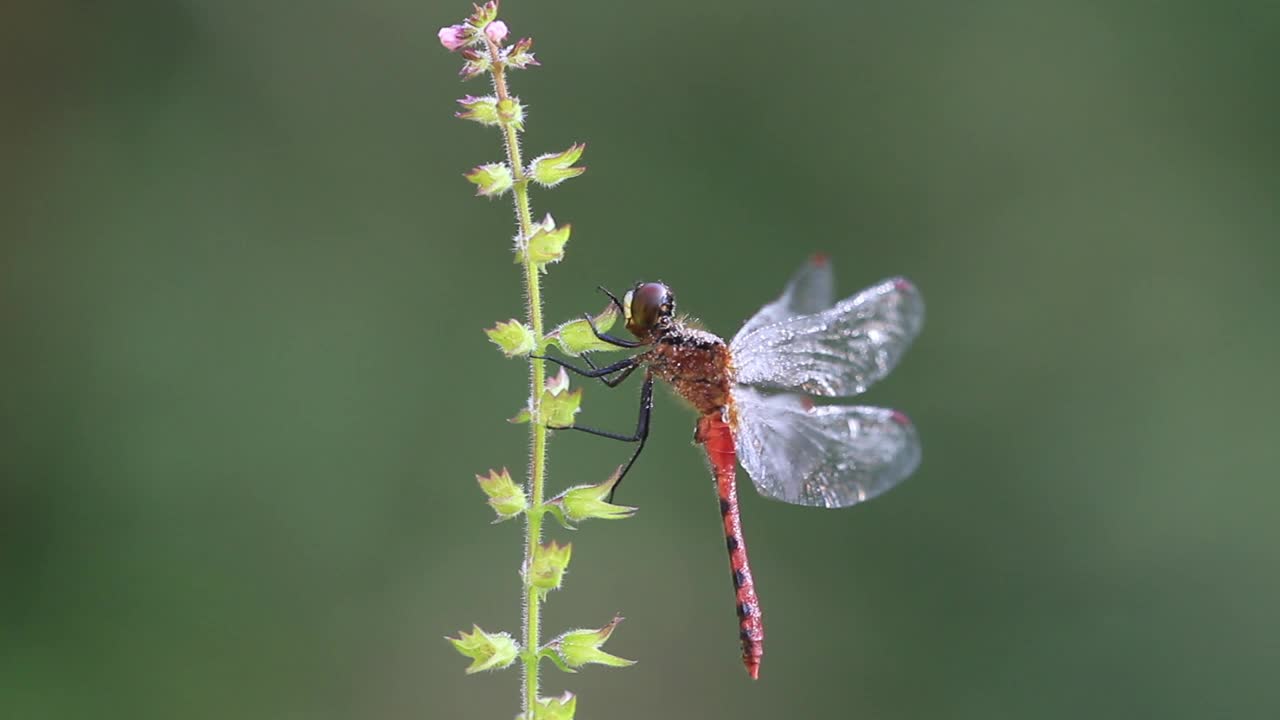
xmin=547 ymin=616 xmax=636 ymax=670
xmin=476 ymin=468 xmax=528 ymax=521
xmin=528 ymin=144 xmax=586 ymax=188
xmin=484 ymin=318 xmax=535 ymax=356
xmin=437 ymin=24 xmax=473 ymax=51
xmin=545 ymin=366 xmax=570 ymax=395
xmin=485 ymin=20 xmax=509 ymax=44
xmin=528 ymin=540 xmax=572 ymax=598
xmin=446 ymin=625 xmax=519 ymax=674
xmin=465 ymin=162 xmax=513 ymax=197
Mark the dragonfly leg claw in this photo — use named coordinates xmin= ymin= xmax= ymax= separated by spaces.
xmin=596 ymin=285 xmax=627 ymax=317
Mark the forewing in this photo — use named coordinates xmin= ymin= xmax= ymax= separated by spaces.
xmin=732 ymin=388 xmax=920 ymax=508
xmin=731 ymin=277 xmax=923 ymax=396
xmin=731 ymin=256 xmax=835 ymax=346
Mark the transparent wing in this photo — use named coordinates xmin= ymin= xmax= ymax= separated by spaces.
xmin=731 ymin=255 xmax=835 ymax=346
xmin=732 ymin=388 xmax=920 ymax=508
xmin=730 ymin=277 xmax=924 ymax=397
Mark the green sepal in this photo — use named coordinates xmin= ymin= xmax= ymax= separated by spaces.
xmin=506 ymin=38 xmax=539 ymax=70
xmin=446 ymin=625 xmax=520 ymax=674
xmin=467 ymin=1 xmax=499 ymax=29
xmin=549 ymin=466 xmax=637 ymax=525
xmin=541 ymin=368 xmax=583 ymax=428
xmin=497 ymin=97 xmax=525 ymax=131
xmin=509 ymin=368 xmax=583 ymax=426
xmin=509 ymin=371 xmax=586 ymax=422
xmin=545 ymin=616 xmax=636 ymax=670
xmin=546 ymin=305 xmax=621 ymax=356
xmin=528 ymin=143 xmax=586 ymax=188
xmin=528 ymin=540 xmax=572 ymax=599
xmin=508 ymin=403 xmax=532 ymax=424
xmin=456 ymin=95 xmax=500 ymax=125
xmin=526 ymin=223 xmax=571 ymax=272
xmin=459 ymin=48 xmax=491 ymax=80
xmin=542 ymin=501 xmax=574 ymax=531
xmin=520 ymin=692 xmax=576 ymax=720
xmin=476 ymin=468 xmax=528 ymax=521
xmin=539 ymin=647 xmax=576 ymax=673
xmin=465 ymin=162 xmax=514 ymax=197
xmin=485 ymin=319 xmax=535 ymax=357
xmin=541 ymin=394 xmax=583 ymax=428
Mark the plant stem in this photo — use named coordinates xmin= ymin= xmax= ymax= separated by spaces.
xmin=486 ymin=36 xmax=544 ymax=718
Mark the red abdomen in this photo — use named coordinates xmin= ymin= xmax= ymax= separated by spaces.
xmin=697 ymin=411 xmax=765 ymax=679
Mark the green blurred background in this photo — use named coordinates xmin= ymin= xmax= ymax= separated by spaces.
xmin=4 ymin=1 xmax=1279 ymax=718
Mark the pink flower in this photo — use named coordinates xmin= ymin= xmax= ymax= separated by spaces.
xmin=485 ymin=20 xmax=509 ymax=44
xmin=438 ymin=24 xmax=471 ymax=51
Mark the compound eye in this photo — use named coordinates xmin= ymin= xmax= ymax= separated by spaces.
xmin=628 ymin=282 xmax=674 ymax=334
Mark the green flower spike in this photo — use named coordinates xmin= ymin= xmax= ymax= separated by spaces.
xmin=528 ymin=144 xmax=586 ymax=188
xmin=549 ymin=466 xmax=637 ymax=527
xmin=546 ymin=304 xmax=621 ymax=356
xmin=523 ymin=692 xmax=576 ymax=720
xmin=440 ymin=3 xmax=632 ymax=714
xmin=485 ymin=319 xmax=535 ymax=357
xmin=477 ymin=467 xmax=528 ymax=521
xmin=466 ymin=162 xmax=514 ymax=197
xmin=528 ymin=540 xmax=572 ymax=598
xmin=546 ymin=616 xmax=636 ymax=671
xmin=447 ymin=625 xmax=520 ymax=674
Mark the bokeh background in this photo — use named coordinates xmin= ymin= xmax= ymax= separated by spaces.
xmin=4 ymin=1 xmax=1279 ymax=718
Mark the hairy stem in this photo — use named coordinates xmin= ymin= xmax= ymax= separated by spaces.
xmin=486 ymin=35 xmax=544 ymax=717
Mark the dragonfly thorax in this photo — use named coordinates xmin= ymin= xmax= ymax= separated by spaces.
xmin=642 ymin=320 xmax=734 ymax=416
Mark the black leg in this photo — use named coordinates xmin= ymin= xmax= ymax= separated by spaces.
xmin=534 ymin=354 xmax=638 ymax=379
xmin=581 ymin=354 xmax=640 ymax=388
xmin=552 ymin=375 xmax=654 ymax=501
xmin=584 ymin=312 xmax=645 ymax=349
xmin=597 ymin=286 xmax=627 ymax=317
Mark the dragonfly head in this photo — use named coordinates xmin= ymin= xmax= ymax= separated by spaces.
xmin=624 ymin=282 xmax=676 ymax=339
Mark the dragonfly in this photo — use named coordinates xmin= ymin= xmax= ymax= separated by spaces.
xmin=537 ymin=255 xmax=924 ymax=679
